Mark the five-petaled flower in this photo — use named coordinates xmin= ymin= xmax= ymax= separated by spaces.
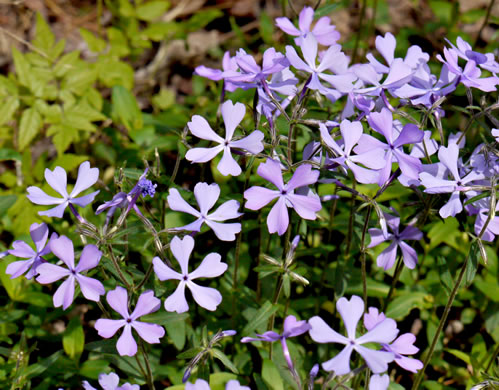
xmin=27 ymin=161 xmax=99 ymax=218
xmin=153 ymin=235 xmax=227 ymax=313
xmin=36 ymin=235 xmax=105 ymax=310
xmin=244 ymin=158 xmax=322 ymax=235
xmin=94 ymin=286 xmax=165 ymax=356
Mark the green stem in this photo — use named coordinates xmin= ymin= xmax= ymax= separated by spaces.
xmin=140 ymin=341 xmax=155 ymax=390
xmin=107 ymin=245 xmax=132 ymax=290
xmin=485 ymin=342 xmax=499 ymax=373
xmin=382 ymin=255 xmax=403 ymax=312
xmin=359 ymin=205 xmax=372 ymax=310
xmin=352 ymin=0 xmax=367 ymax=64
xmin=474 ymin=0 xmax=495 ymax=46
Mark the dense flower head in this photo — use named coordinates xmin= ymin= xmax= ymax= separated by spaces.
xmin=94 ymin=287 xmax=165 ymax=356
xmin=27 ymin=161 xmax=99 ymax=218
xmin=153 ymin=235 xmax=227 ymax=313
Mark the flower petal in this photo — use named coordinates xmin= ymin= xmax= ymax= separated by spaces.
xmin=75 ymin=244 xmax=102 ymax=273
xmin=194 ymin=182 xmax=220 ymax=215
xmin=188 ymin=115 xmax=223 ymax=143
xmin=369 ymin=374 xmax=390 ymax=390
xmin=337 ymin=295 xmax=364 ymax=340
xmin=30 ymin=222 xmax=49 ymax=253
xmin=95 ymin=318 xmax=126 ymax=338
xmin=221 ymin=100 xmax=245 ymax=141
xmin=257 ymin=158 xmax=284 ymax=190
xmin=130 ymin=290 xmax=161 ymax=319
xmin=70 ymin=190 xmax=100 ymax=207
xmin=322 ymin=344 xmax=354 ymax=374
xmin=204 ymin=220 xmax=241 ymax=241
xmin=45 ymin=166 xmax=69 ymax=198
xmin=98 ymin=373 xmax=120 ymax=390
xmin=267 ymin=196 xmax=289 ymax=235
xmin=217 ymin=147 xmax=242 ymax=176
xmin=286 ymin=165 xmax=319 ymax=191
xmin=70 ymin=161 xmax=99 ymax=197
xmin=357 ymin=318 xmax=399 ymax=344
xmin=167 ymin=188 xmax=200 ymax=217
xmin=185 ymin=145 xmax=224 ymax=164
xmin=286 ymin=193 xmax=321 ymax=220
xmin=189 ymin=253 xmax=227 ymax=279
xmin=275 ymin=17 xmax=301 ymax=36
xmin=187 ymin=281 xmax=222 ymax=311
xmin=170 ymin=235 xmax=194 ymax=276
xmin=36 ymin=263 xmax=70 ymax=283
xmin=9 ymin=240 xmax=35 ymax=258
xmin=38 ymin=202 xmax=69 ymax=218
xmin=6 ymin=259 xmax=35 ymax=279
xmin=207 ymin=200 xmax=242 ymax=221
xmin=376 ymin=241 xmax=398 ymax=270
xmin=153 ymin=256 xmax=183 ymax=281
xmin=164 ymin=282 xmax=189 ymax=313
xmin=27 ymin=186 xmax=64 ymax=205
xmin=117 ymin=324 xmax=138 ymax=356
xmin=53 ymin=276 xmax=76 ymax=310
xmin=106 ymin=286 xmax=130 ymax=319
xmin=244 ymin=186 xmax=280 ymax=210
xmin=229 ymin=130 xmax=265 ymax=154
xmin=308 ymin=316 xmax=349 ymax=344
xmin=132 ymin=321 xmax=165 ymax=344
xmin=77 ymin=274 xmax=105 ymax=302
xmin=50 ymin=235 xmax=75 ymax=270
xmin=298 ymin=7 xmax=314 ymax=32
xmin=354 ymin=345 xmax=394 ymax=374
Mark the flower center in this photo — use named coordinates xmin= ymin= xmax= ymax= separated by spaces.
xmin=126 ymin=318 xmax=132 ymax=323
xmin=183 ymin=275 xmax=188 ymax=281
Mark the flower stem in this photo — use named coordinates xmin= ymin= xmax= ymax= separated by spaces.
xmin=139 ymin=341 xmax=155 ymax=390
xmin=382 ymin=255 xmax=403 ymax=312
xmin=359 ymin=205 xmax=372 ymax=310
xmin=106 ymin=244 xmax=132 ymax=290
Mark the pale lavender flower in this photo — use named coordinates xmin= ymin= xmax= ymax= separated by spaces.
xmin=153 ymin=235 xmax=227 ymax=313
xmin=167 ymin=182 xmax=242 ymax=241
xmin=492 ymin=128 xmax=499 ymax=142
xmin=285 ymin=33 xmax=357 ymax=94
xmin=368 ymin=212 xmax=422 ymax=270
xmin=445 ymin=37 xmax=499 ymax=75
xmin=36 ymin=236 xmax=105 ymax=310
xmin=195 ymin=51 xmax=239 ymax=92
xmin=419 ymin=143 xmax=485 ymax=218
xmin=320 ymin=120 xmax=385 ymax=184
xmin=186 ymin=379 xmax=249 ymax=390
xmin=94 ymin=287 xmax=165 ymax=356
xmin=309 ymin=295 xmax=397 ymax=375
xmin=242 ymin=315 xmax=310 ymax=382
xmin=244 ymin=158 xmax=322 ymax=236
xmin=82 ymin=372 xmax=139 ymax=390
xmin=27 ymin=161 xmax=99 ymax=219
xmin=6 ymin=222 xmax=57 ymax=279
xmin=364 ymin=308 xmax=423 ymax=373
xmin=465 ymin=192 xmax=499 ymax=242
xmin=185 ymin=100 xmax=264 ymax=176
xmin=275 ymin=6 xmax=340 ymax=46
xmin=369 ymin=374 xmax=389 ymax=390
xmin=352 ymin=60 xmax=413 ymax=97
xmin=355 ymin=108 xmax=423 ymax=185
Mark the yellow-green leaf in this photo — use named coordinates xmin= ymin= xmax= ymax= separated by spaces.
xmin=136 ymin=1 xmax=170 ymax=21
xmin=18 ymin=107 xmax=42 ymax=150
xmin=63 ymin=317 xmax=85 ymax=360
xmin=0 ymin=97 xmax=19 ymax=126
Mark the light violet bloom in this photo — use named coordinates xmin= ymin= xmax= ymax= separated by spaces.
xmin=275 ymin=6 xmax=340 ymax=46
xmin=352 ymin=60 xmax=413 ymax=97
xmin=27 ymin=161 xmax=99 ymax=218
xmin=355 ymin=108 xmax=423 ymax=185
xmin=167 ymin=182 xmax=242 ymax=241
xmin=285 ymin=34 xmax=357 ymax=94
xmin=320 ymin=120 xmax=385 ymax=184
xmin=492 ymin=129 xmax=499 ymax=142
xmin=309 ymin=295 xmax=397 ymax=375
xmin=82 ymin=372 xmax=139 ymax=390
xmin=369 ymin=374 xmax=389 ymax=390
xmin=465 ymin=192 xmax=499 ymax=243
xmin=364 ymin=308 xmax=423 ymax=373
xmin=94 ymin=287 xmax=165 ymax=356
xmin=419 ymin=143 xmax=485 ymax=218
xmin=195 ymin=51 xmax=239 ymax=92
xmin=368 ymin=212 xmax=423 ymax=270
xmin=153 ymin=235 xmax=227 ymax=313
xmin=244 ymin=158 xmax=322 ymax=236
xmin=185 ymin=100 xmax=264 ymax=176
xmin=6 ymin=222 xmax=57 ymax=279
xmin=36 ymin=236 xmax=105 ymax=310
xmin=186 ymin=379 xmax=249 ymax=390
xmin=445 ymin=37 xmax=499 ymax=74
xmin=242 ymin=315 xmax=310 ymax=382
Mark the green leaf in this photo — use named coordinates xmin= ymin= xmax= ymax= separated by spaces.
xmin=53 ymin=51 xmax=80 ymax=78
xmin=262 ymin=359 xmax=284 ymax=390
xmin=0 ymin=195 xmax=17 ymax=214
xmin=259 ymin=11 xmax=274 ymax=44
xmin=315 ymin=2 xmax=346 ymax=17
xmin=184 ymin=10 xmax=223 ymax=32
xmin=209 ymin=373 xmax=238 ymax=390
xmin=464 ymin=191 xmax=490 ymax=206
xmin=23 ymin=351 xmax=62 ymax=379
xmin=12 ymin=47 xmax=31 ymax=87
xmin=386 ymin=292 xmax=431 ymax=320
xmin=176 ymin=346 xmax=203 ymax=359
xmin=242 ymin=301 xmax=279 ymax=336
xmin=445 ymin=348 xmax=471 ymax=365
xmin=140 ymin=311 xmax=189 ymax=325
xmin=0 ymin=97 xmax=19 ymax=126
xmin=0 ymin=258 xmax=26 ymax=301
xmin=111 ymin=85 xmax=143 ymax=131
xmin=47 ymin=124 xmax=78 ymax=155
xmin=61 ymin=67 xmax=97 ymax=95
xmin=0 ymin=148 xmax=21 ymax=161
xmin=427 ymin=218 xmax=464 ymax=252
xmin=33 ymin=13 xmax=55 ymax=53
xmin=211 ymin=349 xmax=239 ymax=374
xmin=79 ymin=28 xmax=107 ymax=52
xmin=136 ymin=1 xmax=170 ymax=21
xmin=465 ymin=241 xmax=479 ymax=287
xmin=165 ymin=319 xmax=186 ymax=350
xmin=63 ymin=317 xmax=85 ymax=359
xmin=437 ymin=256 xmax=454 ymax=296
xmin=18 ymin=107 xmax=42 ymax=150
xmin=79 ymin=359 xmax=111 ymax=379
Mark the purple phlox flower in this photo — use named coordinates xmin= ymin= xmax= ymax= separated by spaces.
xmin=82 ymin=372 xmax=139 ymax=390
xmin=369 ymin=374 xmax=389 ymax=390
xmin=410 ymin=130 xmax=439 ymax=159
xmin=468 ymin=143 xmax=498 ymax=178
xmin=167 ymin=182 xmax=242 ymax=241
xmin=36 ymin=236 xmax=105 ymax=310
xmin=153 ymin=235 xmax=227 ymax=313
xmin=285 ymin=33 xmax=357 ymax=95
xmin=309 ymin=295 xmax=398 ymax=375
xmin=186 ymin=379 xmax=249 ymax=390
xmin=355 ymin=108 xmax=423 ymax=185
xmin=437 ymin=46 xmax=498 ymax=92
xmin=368 ymin=211 xmax=423 ymax=270
xmin=465 ymin=192 xmax=499 ymax=243
xmin=244 ymin=158 xmax=322 ymax=236
xmin=225 ymin=48 xmax=289 ymax=88
xmin=364 ymin=308 xmax=423 ymax=373
xmin=6 ymin=222 xmax=57 ymax=279
xmin=352 ymin=59 xmax=413 ymax=97
xmin=493 ymin=129 xmax=499 ymax=142
xmin=320 ymin=120 xmax=385 ymax=184
xmin=393 ymin=63 xmax=457 ymax=107
xmin=419 ymin=143 xmax=485 ymax=218
xmin=185 ymin=100 xmax=265 ymax=177
xmin=276 ymin=6 xmax=340 ymax=46
xmin=366 ymin=32 xmax=429 ymax=75
xmin=445 ymin=36 xmax=499 ymax=75
xmin=96 ymin=168 xmax=155 ymax=220
xmin=27 ymin=161 xmax=99 ymax=218
xmin=242 ymin=315 xmax=310 ymax=383
xmin=94 ymin=286 xmax=165 ymax=356
xmin=195 ymin=51 xmax=239 ymax=92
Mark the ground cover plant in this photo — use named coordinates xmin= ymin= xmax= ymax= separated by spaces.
xmin=0 ymin=0 xmax=498 ymax=389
